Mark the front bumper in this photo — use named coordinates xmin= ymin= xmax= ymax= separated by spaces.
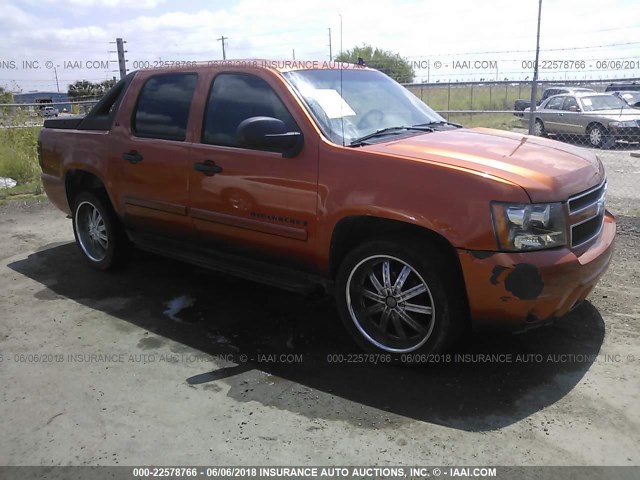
xmin=458 ymin=211 xmax=616 ymax=331
xmin=609 ymin=125 xmax=640 ymax=142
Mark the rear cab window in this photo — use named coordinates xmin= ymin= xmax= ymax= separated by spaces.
xmin=132 ymin=73 xmax=197 ymax=141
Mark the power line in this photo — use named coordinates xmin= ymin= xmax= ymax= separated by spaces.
xmin=405 ymin=40 xmax=640 ymax=59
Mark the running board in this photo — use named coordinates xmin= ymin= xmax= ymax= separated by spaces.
xmin=130 ymin=233 xmax=333 ymax=296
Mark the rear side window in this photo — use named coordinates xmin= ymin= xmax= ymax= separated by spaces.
xmin=133 ymin=73 xmax=197 ymax=141
xmin=202 ymin=73 xmax=298 ymax=147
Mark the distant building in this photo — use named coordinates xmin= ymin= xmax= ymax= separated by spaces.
xmin=13 ymin=92 xmax=72 ymax=112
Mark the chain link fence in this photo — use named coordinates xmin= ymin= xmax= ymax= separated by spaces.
xmin=0 ymin=100 xmax=99 ymax=129
xmin=403 ymin=79 xmax=640 ymax=150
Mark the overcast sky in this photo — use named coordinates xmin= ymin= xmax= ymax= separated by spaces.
xmin=1 ymin=0 xmax=639 ymax=93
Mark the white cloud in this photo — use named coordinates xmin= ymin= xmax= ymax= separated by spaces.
xmin=2 ymin=0 xmax=640 ymax=92
xmin=24 ymin=0 xmax=165 ymax=9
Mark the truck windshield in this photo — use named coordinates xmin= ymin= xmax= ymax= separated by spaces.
xmin=282 ymin=68 xmax=445 ymax=146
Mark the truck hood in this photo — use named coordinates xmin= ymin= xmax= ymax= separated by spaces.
xmin=364 ymin=127 xmax=604 ymax=202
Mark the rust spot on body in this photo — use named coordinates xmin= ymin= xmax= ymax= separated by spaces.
xmin=504 ymin=263 xmax=544 ymax=300
xmin=490 ymin=265 xmax=508 ymax=285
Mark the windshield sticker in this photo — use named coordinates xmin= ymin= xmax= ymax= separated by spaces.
xmin=582 ymin=98 xmax=593 ymax=106
xmin=309 ymin=89 xmax=356 ymax=119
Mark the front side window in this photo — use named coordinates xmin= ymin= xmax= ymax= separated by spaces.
xmin=202 ymin=73 xmax=298 ymax=147
xmin=562 ymin=96 xmax=579 ymax=111
xmin=546 ymin=96 xmax=565 ymax=110
xmin=133 ymin=73 xmax=197 ymax=141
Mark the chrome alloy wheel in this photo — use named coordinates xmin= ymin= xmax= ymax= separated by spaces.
xmin=75 ymin=201 xmax=108 ymax=262
xmin=345 ymin=255 xmax=436 ymax=353
xmin=534 ymin=120 xmax=544 ymax=136
xmin=589 ymin=126 xmax=603 ymax=147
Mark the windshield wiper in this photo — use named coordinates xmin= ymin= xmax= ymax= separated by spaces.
xmin=349 ymin=126 xmax=434 ymax=146
xmin=413 ymin=120 xmax=463 ymax=128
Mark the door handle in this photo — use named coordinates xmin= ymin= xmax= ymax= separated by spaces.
xmin=193 ymin=160 xmax=223 ymax=176
xmin=122 ymin=150 xmax=143 ymax=163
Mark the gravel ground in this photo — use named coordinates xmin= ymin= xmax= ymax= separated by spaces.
xmin=0 ymin=145 xmax=639 ymax=467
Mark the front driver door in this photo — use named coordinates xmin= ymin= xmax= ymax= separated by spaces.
xmin=188 ymin=71 xmax=318 ymax=269
xmin=558 ymin=95 xmax=583 ymax=135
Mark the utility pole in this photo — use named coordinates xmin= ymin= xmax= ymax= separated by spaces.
xmin=109 ymin=38 xmax=127 ymax=79
xmin=527 ymin=0 xmax=543 ymax=135
xmin=54 ymin=67 xmax=60 ymax=93
xmin=292 ymin=49 xmax=296 ymax=60
xmin=328 ymin=28 xmax=332 ymax=60
xmin=218 ymin=36 xmax=228 ymax=60
xmin=116 ymin=38 xmax=127 ymax=80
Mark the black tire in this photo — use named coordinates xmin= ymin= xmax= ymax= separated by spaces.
xmin=72 ymin=191 xmax=128 ymax=270
xmin=533 ymin=119 xmax=546 ymax=137
xmin=335 ymin=237 xmax=465 ymax=356
xmin=587 ymin=123 xmax=608 ymax=149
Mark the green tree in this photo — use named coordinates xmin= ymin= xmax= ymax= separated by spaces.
xmin=67 ymin=79 xmax=116 ymax=100
xmin=0 ymin=86 xmax=12 ymax=103
xmin=335 ymin=45 xmax=415 ymax=83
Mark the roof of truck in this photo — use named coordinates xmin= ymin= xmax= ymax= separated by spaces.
xmin=134 ymin=59 xmax=372 ymax=74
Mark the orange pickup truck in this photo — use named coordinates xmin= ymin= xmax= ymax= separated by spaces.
xmin=38 ymin=61 xmax=615 ymax=355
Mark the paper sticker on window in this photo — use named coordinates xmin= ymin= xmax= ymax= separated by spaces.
xmin=582 ymin=98 xmax=593 ymax=106
xmin=309 ymin=89 xmax=356 ymax=119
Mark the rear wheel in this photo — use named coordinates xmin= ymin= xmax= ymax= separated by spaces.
xmin=336 ymin=238 xmax=464 ymax=355
xmin=72 ymin=191 xmax=128 ymax=270
xmin=533 ymin=119 xmax=546 ymax=137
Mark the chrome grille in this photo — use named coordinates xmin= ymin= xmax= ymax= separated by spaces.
xmin=568 ymin=180 xmax=606 ymax=248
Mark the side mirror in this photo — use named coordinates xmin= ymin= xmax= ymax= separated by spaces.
xmin=237 ymin=116 xmax=303 ymax=158
xmin=569 ymin=105 xmax=580 ymax=112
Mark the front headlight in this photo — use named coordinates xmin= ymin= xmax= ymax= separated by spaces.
xmin=491 ymin=202 xmax=566 ymax=251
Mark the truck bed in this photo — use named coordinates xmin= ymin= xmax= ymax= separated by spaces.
xmin=43 ymin=116 xmax=85 ymax=130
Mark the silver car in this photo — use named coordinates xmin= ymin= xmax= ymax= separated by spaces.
xmin=531 ymin=92 xmax=640 ymax=148
xmin=611 ymin=91 xmax=640 ymax=108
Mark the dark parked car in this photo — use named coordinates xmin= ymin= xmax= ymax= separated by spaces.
xmin=605 ymin=82 xmax=640 ymax=93
xmin=610 ymin=91 xmax=640 ymax=108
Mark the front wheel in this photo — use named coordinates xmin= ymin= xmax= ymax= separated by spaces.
xmin=72 ymin=191 xmax=128 ymax=270
xmin=587 ymin=124 xmax=608 ymax=148
xmin=335 ymin=238 xmax=464 ymax=355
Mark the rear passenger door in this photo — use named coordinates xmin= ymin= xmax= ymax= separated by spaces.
xmin=540 ymin=95 xmax=565 ymax=133
xmin=188 ymin=71 xmax=318 ymax=268
xmin=116 ymin=72 xmax=197 ymax=238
